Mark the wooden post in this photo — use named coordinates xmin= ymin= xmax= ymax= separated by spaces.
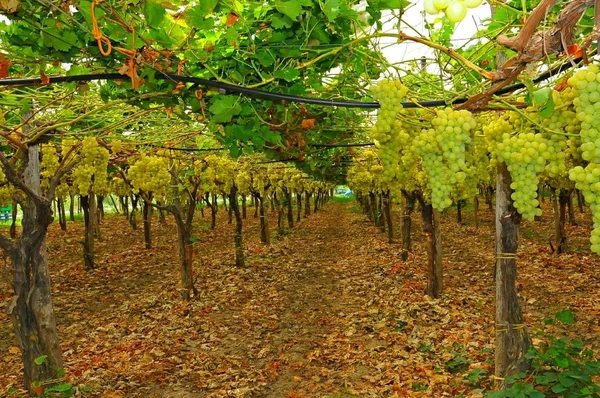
xmin=495 ymin=163 xmax=531 ymax=388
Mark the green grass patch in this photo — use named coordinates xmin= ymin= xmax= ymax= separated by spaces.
xmin=331 ymin=194 xmax=355 ymax=204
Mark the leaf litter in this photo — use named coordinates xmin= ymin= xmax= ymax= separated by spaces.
xmin=0 ymin=201 xmax=599 ymax=397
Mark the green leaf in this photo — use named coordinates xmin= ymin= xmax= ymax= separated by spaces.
xmin=34 ymin=355 xmax=48 ymax=365
xmin=322 ymin=0 xmax=341 ymax=21
xmin=273 ymin=67 xmax=300 ymax=82
xmin=275 ymin=0 xmax=311 ymax=20
xmin=208 ymin=96 xmax=242 ymax=123
xmin=551 ymin=383 xmax=568 ymax=393
xmin=558 ymin=373 xmax=576 ymax=388
xmin=187 ymin=2 xmax=217 ymax=26
xmin=367 ymin=0 xmax=409 ymax=10
xmin=556 ymin=309 xmax=575 ymax=324
xmin=269 ymin=13 xmax=294 ymax=29
xmin=144 ymin=0 xmax=166 ymax=28
xmin=255 ymin=50 xmax=275 ymax=67
xmin=50 ymin=383 xmax=72 ymax=392
xmin=555 ymin=356 xmax=570 ymax=368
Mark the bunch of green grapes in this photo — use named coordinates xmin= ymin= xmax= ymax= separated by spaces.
xmin=414 ymin=107 xmax=477 ymax=210
xmin=235 ymin=169 xmax=252 ymax=195
xmin=0 ymin=167 xmax=14 ymax=207
xmin=111 ymin=176 xmax=132 ymax=197
xmin=128 ymin=154 xmax=171 ymax=200
xmin=495 ymin=130 xmax=546 ymax=220
xmin=72 ymin=137 xmax=109 ymax=195
xmin=570 ymin=165 xmax=600 ymax=253
xmin=111 ymin=140 xmax=123 ymax=154
xmin=40 ymin=144 xmax=60 ymax=191
xmin=424 ymin=0 xmax=482 ymax=22
xmin=569 ymin=64 xmax=600 ymax=163
xmin=370 ymin=79 xmax=410 ymax=184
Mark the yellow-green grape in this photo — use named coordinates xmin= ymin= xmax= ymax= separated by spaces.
xmin=111 ymin=140 xmax=123 ymax=154
xmin=414 ymin=107 xmax=477 ymax=211
xmin=0 ymin=167 xmax=14 ymax=207
xmin=569 ymin=164 xmax=600 ymax=254
xmin=569 ymin=64 xmax=600 ymax=163
xmin=128 ymin=154 xmax=171 ymax=200
xmin=111 ymin=176 xmax=131 ymax=197
xmin=235 ymin=170 xmax=252 ymax=194
xmin=40 ymin=144 xmax=60 ymax=192
xmin=495 ymin=129 xmax=546 ymax=220
xmin=370 ymin=79 xmax=409 ymax=186
xmin=71 ymin=137 xmax=109 ymax=195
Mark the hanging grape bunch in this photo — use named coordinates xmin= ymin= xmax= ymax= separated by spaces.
xmin=424 ymin=0 xmax=483 ymax=22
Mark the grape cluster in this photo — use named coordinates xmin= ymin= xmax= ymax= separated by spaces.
xmin=569 ymin=65 xmax=600 ymax=163
xmin=570 ymin=165 xmax=600 ymax=253
xmin=424 ymin=0 xmax=482 ymax=23
xmin=495 ymin=129 xmax=545 ymax=220
xmin=72 ymin=137 xmax=109 ymax=195
xmin=0 ymin=167 xmax=13 ymax=207
xmin=415 ymin=107 xmax=477 ymax=211
xmin=370 ymin=79 xmax=410 ymax=184
xmin=128 ymin=154 xmax=171 ymax=200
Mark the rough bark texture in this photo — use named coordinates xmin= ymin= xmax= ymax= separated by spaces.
xmin=230 ymin=186 xmax=245 ymax=267
xmin=129 ymin=195 xmax=138 ymax=231
xmin=576 ymin=189 xmax=585 ymax=213
xmin=241 ymin=195 xmax=247 ymax=219
xmin=81 ymin=195 xmax=95 ymax=270
xmin=567 ymin=190 xmax=577 ymax=225
xmin=143 ymin=199 xmax=152 ymax=249
xmin=383 ymin=191 xmax=393 ymax=243
xmin=400 ymin=191 xmax=415 ymax=261
xmin=304 ymin=192 xmax=311 ymax=217
xmin=495 ymin=163 xmax=531 ymax=388
xmin=457 ymin=200 xmax=463 ymax=224
xmin=421 ymin=201 xmax=442 ymax=298
xmin=296 ymin=192 xmax=302 ymax=222
xmin=3 ymin=144 xmax=64 ymax=393
xmin=286 ymin=189 xmax=294 ymax=228
xmin=10 ymin=200 xmax=18 ymax=239
xmin=258 ymin=194 xmax=270 ymax=244
xmin=211 ymin=193 xmax=218 ymax=229
xmin=474 ymin=196 xmax=479 ymax=229
xmin=69 ymin=193 xmax=75 ymax=221
xmin=558 ymin=190 xmax=569 ymax=253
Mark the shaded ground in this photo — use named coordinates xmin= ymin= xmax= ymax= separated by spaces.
xmin=1 ymin=198 xmax=599 ymax=397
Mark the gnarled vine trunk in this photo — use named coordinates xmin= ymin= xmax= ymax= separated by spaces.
xmin=143 ymin=197 xmax=152 ymax=249
xmin=230 ymin=186 xmax=244 ymax=266
xmin=81 ymin=194 xmax=95 ymax=270
xmin=382 ymin=190 xmax=392 ymax=243
xmin=420 ymin=199 xmax=442 ymax=298
xmin=257 ymin=194 xmax=270 ymax=244
xmin=296 ymin=192 xmax=302 ymax=222
xmin=495 ymin=163 xmax=531 ymax=388
xmin=286 ymin=188 xmax=293 ymax=228
xmin=400 ymin=190 xmax=415 ymax=261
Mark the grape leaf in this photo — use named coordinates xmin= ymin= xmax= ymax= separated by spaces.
xmin=322 ymin=0 xmax=340 ymax=21
xmin=274 ymin=68 xmax=300 ymax=82
xmin=144 ymin=0 xmax=166 ymax=28
xmin=209 ymin=96 xmax=242 ymax=123
xmin=556 ymin=309 xmax=574 ymax=324
xmin=275 ymin=0 xmax=311 ymax=20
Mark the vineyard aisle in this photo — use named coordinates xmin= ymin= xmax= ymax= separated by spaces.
xmin=2 ymin=201 xmax=599 ymax=397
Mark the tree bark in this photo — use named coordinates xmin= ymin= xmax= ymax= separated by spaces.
xmin=558 ymin=190 xmax=569 ymax=253
xmin=81 ymin=195 xmax=95 ymax=270
xmin=286 ymin=188 xmax=294 ymax=228
xmin=400 ymin=191 xmax=415 ymax=261
xmin=129 ymin=195 xmax=138 ymax=231
xmin=421 ymin=200 xmax=442 ymax=298
xmin=228 ymin=193 xmax=233 ymax=224
xmin=69 ymin=192 xmax=75 ymax=221
xmin=258 ymin=194 xmax=270 ymax=244
xmin=94 ymin=195 xmax=102 ymax=239
xmin=4 ymin=145 xmax=64 ymax=393
xmin=143 ymin=197 xmax=152 ymax=249
xmin=211 ymin=193 xmax=218 ymax=229
xmin=254 ymin=196 xmax=259 ymax=217
xmin=567 ymin=190 xmax=577 ymax=225
xmin=241 ymin=194 xmax=247 ymax=219
xmin=457 ymin=200 xmax=463 ymax=224
xmin=304 ymin=192 xmax=311 ymax=217
xmin=383 ymin=191 xmax=393 ymax=243
xmin=314 ymin=190 xmax=320 ymax=213
xmin=495 ymin=163 xmax=531 ymax=389
xmin=296 ymin=192 xmax=302 ymax=222
xmin=576 ymin=189 xmax=585 ymax=213
xmin=10 ymin=200 xmax=18 ymax=239
xmin=474 ymin=195 xmax=479 ymax=229
xmin=230 ymin=186 xmax=244 ymax=266
xmin=57 ymin=198 xmax=67 ymax=231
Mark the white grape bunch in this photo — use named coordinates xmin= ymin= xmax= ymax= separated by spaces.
xmin=424 ymin=0 xmax=482 ymax=23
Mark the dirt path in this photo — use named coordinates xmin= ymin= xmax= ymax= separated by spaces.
xmin=1 ymin=200 xmax=599 ymax=397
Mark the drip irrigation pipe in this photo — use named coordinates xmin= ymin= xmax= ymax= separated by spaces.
xmin=0 ymin=55 xmax=584 ymax=109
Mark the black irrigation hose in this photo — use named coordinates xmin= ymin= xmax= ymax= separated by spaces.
xmin=0 ymin=55 xmax=585 ymax=109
